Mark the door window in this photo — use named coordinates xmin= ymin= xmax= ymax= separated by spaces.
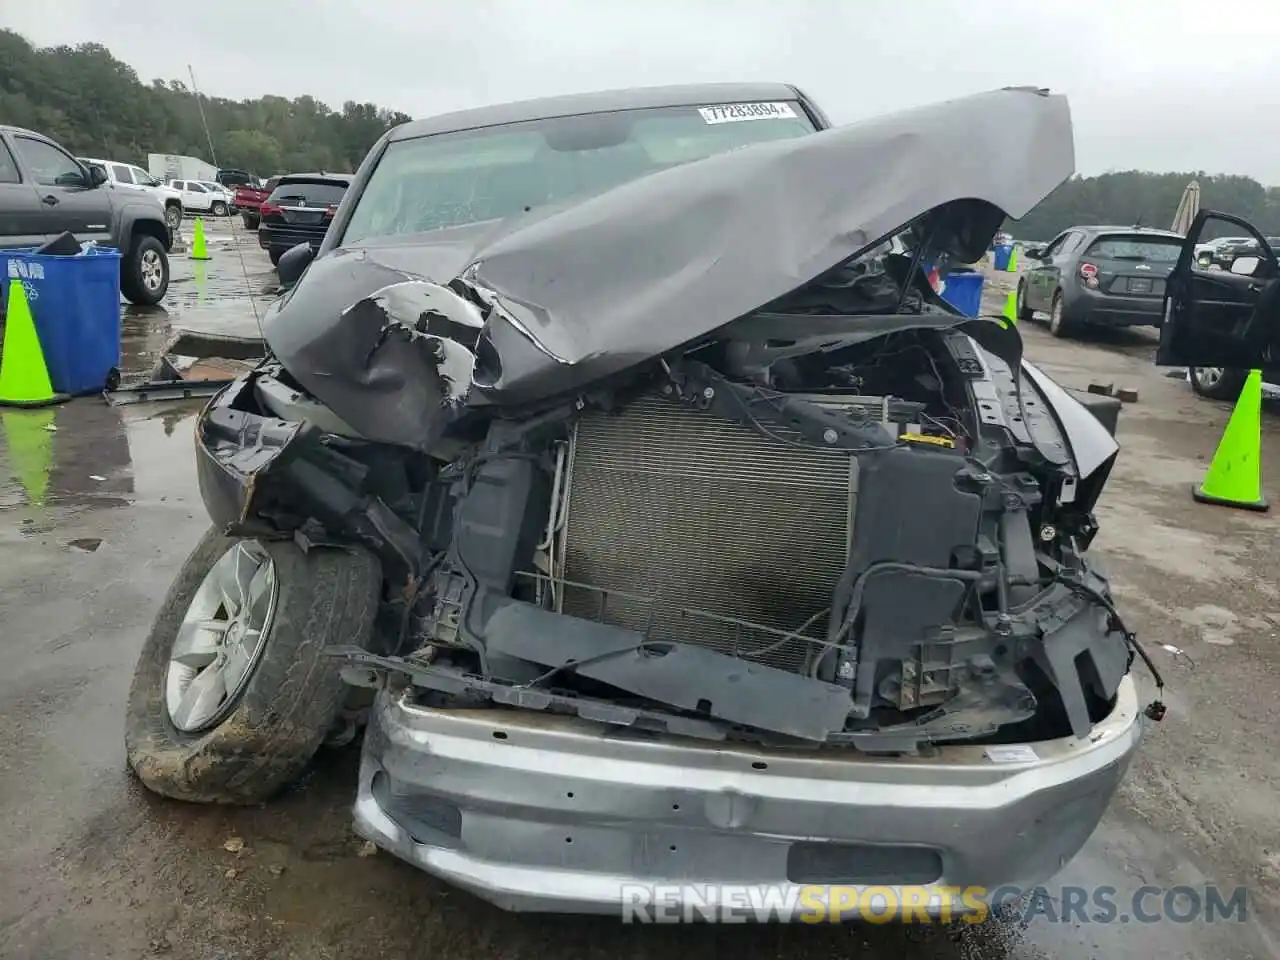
xmin=187 ymin=182 xmax=208 ymax=193
xmin=111 ymin=163 xmax=134 ymax=184
xmin=13 ymin=137 xmax=84 ymax=187
xmin=0 ymin=142 xmax=20 ymax=184
xmin=131 ymin=167 xmax=156 ymax=186
xmin=1041 ymin=233 xmax=1069 ymax=259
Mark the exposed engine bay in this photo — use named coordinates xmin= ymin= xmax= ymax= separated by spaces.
xmin=198 ymin=234 xmax=1155 ymax=754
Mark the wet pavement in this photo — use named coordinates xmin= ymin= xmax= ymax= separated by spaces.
xmin=3 ymin=250 xmax=1280 ymax=958
xmin=119 ymin=216 xmax=277 ymax=383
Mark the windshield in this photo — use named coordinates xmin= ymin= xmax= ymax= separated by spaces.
xmin=1085 ymin=235 xmax=1183 ymax=262
xmin=340 ymin=101 xmax=816 ymax=244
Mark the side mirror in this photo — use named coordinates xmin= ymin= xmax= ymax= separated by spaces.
xmin=276 ymin=243 xmax=315 ymax=286
xmin=1230 ymin=256 xmax=1261 ymax=276
xmin=1024 ymin=247 xmax=1044 ymax=260
xmin=87 ymin=165 xmax=108 ymax=187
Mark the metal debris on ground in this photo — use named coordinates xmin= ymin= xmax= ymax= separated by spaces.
xmin=222 ymin=837 xmax=245 ymax=853
xmin=104 ymin=378 xmax=234 ymax=406
xmin=1160 ymin=643 xmax=1196 ymax=667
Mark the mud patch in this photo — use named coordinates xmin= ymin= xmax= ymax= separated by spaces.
xmin=1179 ymin=604 xmax=1242 ymax=646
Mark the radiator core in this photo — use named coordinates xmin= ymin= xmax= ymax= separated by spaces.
xmin=559 ymin=394 xmax=859 ymax=673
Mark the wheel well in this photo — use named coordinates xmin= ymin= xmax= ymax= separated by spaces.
xmin=132 ymin=218 xmax=172 ymax=253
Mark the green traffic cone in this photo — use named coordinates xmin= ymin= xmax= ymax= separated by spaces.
xmin=189 ymin=218 xmax=211 ymax=261
xmin=1003 ymin=290 xmax=1018 ymax=326
xmin=0 ymin=279 xmax=69 ymax=408
xmin=1007 ymin=247 xmax=1019 ymax=272
xmin=1193 ymin=369 xmax=1269 ymax=511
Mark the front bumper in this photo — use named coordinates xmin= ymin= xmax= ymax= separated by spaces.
xmin=354 ymin=675 xmax=1144 ymax=917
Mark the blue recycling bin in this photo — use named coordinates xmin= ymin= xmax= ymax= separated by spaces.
xmin=992 ymin=244 xmax=1013 ymax=272
xmin=0 ymin=246 xmax=122 ymax=395
xmin=938 ymin=269 xmax=985 ymax=318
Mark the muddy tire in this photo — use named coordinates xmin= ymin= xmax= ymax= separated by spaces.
xmin=125 ymin=528 xmax=381 ymax=805
xmin=211 ymin=200 xmax=228 ymax=217
xmin=269 ymin=248 xmax=283 ymax=266
xmin=120 ymin=234 xmax=170 ymax=306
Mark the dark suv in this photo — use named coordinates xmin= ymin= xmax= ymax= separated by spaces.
xmin=0 ymin=124 xmax=173 ymax=305
xmin=1016 ymin=225 xmax=1183 ymax=338
xmin=257 ymin=173 xmax=352 ymax=265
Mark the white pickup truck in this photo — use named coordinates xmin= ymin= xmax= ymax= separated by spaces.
xmin=78 ymin=157 xmax=184 ymax=232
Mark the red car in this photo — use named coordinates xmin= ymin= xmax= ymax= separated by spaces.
xmin=235 ymin=177 xmax=279 ymax=230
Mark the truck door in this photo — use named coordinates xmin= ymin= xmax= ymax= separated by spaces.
xmin=10 ymin=134 xmax=114 ymax=245
xmin=1158 ymin=210 xmax=1280 ymax=369
xmin=0 ymin=135 xmax=46 ymax=249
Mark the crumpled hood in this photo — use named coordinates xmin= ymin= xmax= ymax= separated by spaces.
xmin=263 ymin=86 xmax=1075 ymax=448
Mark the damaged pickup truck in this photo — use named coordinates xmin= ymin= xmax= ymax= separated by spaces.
xmin=125 ymin=83 xmax=1168 ymax=918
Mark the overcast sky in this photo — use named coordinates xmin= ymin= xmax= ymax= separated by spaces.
xmin=7 ymin=0 xmax=1280 ymax=181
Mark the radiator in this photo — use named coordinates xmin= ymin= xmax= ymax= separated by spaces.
xmin=558 ymin=393 xmax=859 ymax=673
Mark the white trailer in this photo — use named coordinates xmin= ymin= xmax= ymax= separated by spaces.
xmin=148 ymin=153 xmax=218 ymax=184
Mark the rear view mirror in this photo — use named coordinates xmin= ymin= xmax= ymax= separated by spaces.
xmin=276 ymin=243 xmax=315 ymax=286
xmin=1231 ymin=256 xmax=1261 ymax=276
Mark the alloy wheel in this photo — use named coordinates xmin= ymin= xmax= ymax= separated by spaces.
xmin=1195 ymin=367 xmax=1225 ymax=389
xmin=165 ymin=540 xmax=279 ymax=733
xmin=140 ymin=249 xmax=165 ymax=293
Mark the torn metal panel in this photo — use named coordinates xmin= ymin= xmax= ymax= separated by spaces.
xmin=268 ymin=279 xmax=485 ymax=450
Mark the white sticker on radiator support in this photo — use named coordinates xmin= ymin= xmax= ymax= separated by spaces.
xmin=697 ymin=102 xmax=798 ymax=124
xmin=984 ymin=745 xmax=1038 ymax=763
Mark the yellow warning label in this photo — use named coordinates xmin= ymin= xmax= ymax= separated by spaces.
xmin=899 ymin=432 xmax=956 ymax=448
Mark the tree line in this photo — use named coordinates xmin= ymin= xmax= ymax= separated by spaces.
xmin=0 ymin=29 xmax=412 ymax=177
xmin=1010 ymin=170 xmax=1280 ymax=242
xmin=3 ymin=28 xmax=1279 ymax=240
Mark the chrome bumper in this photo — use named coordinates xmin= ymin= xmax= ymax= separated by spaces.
xmin=353 ymin=677 xmax=1143 ymax=917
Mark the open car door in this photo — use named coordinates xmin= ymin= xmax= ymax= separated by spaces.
xmin=1157 ymin=209 xmax=1280 ymax=368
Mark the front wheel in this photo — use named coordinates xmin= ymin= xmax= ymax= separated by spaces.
xmin=1016 ymin=278 xmax=1035 ymax=321
xmin=125 ymin=528 xmax=381 ymax=805
xmin=120 ymin=234 xmax=170 ymax=305
xmin=1048 ymin=290 xmax=1074 ymax=339
xmin=211 ymin=201 xmax=228 ymax=217
xmin=1190 ymin=366 xmax=1247 ymax=401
